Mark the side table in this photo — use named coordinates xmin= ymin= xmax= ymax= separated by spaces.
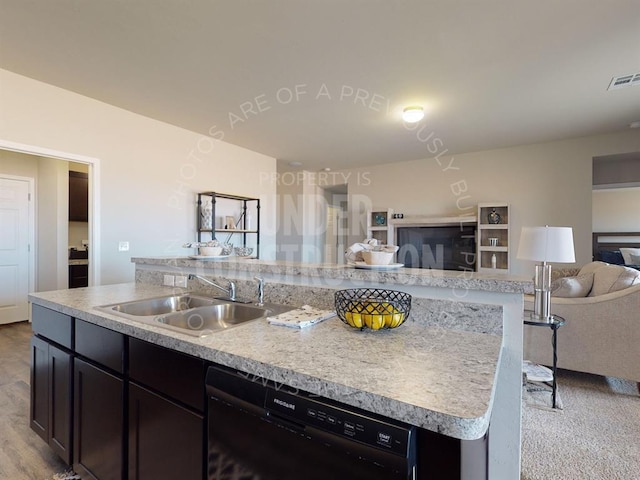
xmin=524 ymin=312 xmax=565 ymax=409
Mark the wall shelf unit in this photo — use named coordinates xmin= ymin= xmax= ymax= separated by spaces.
xmin=366 ymin=208 xmax=394 ymax=245
xmin=477 ymin=203 xmax=510 ymax=273
xmin=197 ymin=192 xmax=260 ymax=258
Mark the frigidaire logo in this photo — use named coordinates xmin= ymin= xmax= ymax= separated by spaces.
xmin=273 ymin=398 xmax=296 ymax=411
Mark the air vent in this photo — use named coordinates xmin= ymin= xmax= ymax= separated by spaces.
xmin=607 ymin=72 xmax=640 ymax=90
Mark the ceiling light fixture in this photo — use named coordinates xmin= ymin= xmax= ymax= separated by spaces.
xmin=288 ymin=161 xmax=302 ymax=167
xmin=402 ymin=106 xmax=424 ymax=123
xmin=630 ymin=121 xmax=640 ymax=129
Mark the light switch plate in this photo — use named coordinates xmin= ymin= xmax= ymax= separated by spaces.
xmin=163 ymin=275 xmax=175 ymax=286
xmin=118 ymin=241 xmax=130 ymax=252
xmin=174 ymin=276 xmax=188 ymax=288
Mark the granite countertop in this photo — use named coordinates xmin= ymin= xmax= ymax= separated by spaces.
xmin=132 ymin=256 xmax=531 ymax=293
xmin=68 ymin=259 xmax=89 ymax=266
xmin=29 ymin=282 xmax=503 ymax=441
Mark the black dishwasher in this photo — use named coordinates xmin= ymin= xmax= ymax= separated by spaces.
xmin=206 ymin=365 xmax=417 ymax=480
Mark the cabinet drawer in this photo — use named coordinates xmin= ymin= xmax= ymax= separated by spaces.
xmin=75 ymin=319 xmax=125 ymax=374
xmin=32 ymin=304 xmax=73 ymax=349
xmin=129 ymin=338 xmax=205 ymax=412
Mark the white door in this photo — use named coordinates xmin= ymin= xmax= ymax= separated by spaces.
xmin=0 ymin=178 xmax=31 ymax=323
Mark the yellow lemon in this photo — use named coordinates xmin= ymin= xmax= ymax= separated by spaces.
xmin=351 ymin=313 xmax=364 ymax=328
xmin=383 ymin=313 xmax=394 ymax=328
xmin=391 ymin=312 xmax=405 ymax=327
xmin=370 ymin=314 xmax=384 ymax=330
xmin=362 ymin=314 xmax=373 ymax=328
xmin=344 ymin=311 xmax=354 ymax=327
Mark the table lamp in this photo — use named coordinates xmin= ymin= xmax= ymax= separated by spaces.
xmin=517 ymin=226 xmax=575 ymax=321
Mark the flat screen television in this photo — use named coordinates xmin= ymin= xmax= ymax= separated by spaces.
xmin=396 ymin=225 xmax=476 ymax=271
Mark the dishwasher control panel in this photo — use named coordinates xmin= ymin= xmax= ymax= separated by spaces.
xmin=265 ymin=388 xmax=413 ymax=456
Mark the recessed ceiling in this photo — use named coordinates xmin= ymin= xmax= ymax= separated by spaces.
xmin=1 ymin=1 xmax=639 ymax=171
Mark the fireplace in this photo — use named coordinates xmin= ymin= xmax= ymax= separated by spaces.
xmin=396 ymin=225 xmax=476 ymax=271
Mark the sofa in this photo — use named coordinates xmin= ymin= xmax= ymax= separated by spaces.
xmin=523 ymin=261 xmax=640 ymax=386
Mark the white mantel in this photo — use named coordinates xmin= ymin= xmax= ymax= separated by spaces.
xmin=391 ymin=215 xmax=478 ymax=227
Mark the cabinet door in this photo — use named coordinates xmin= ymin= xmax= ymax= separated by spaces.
xmin=30 ymin=336 xmax=49 ymax=442
xmin=30 ymin=336 xmax=73 ymax=464
xmin=69 ymin=171 xmax=88 ymax=222
xmin=128 ymin=383 xmax=204 ymax=480
xmin=74 ymin=358 xmax=124 ymax=480
xmin=69 ymin=264 xmax=89 ymax=288
xmin=49 ymin=343 xmax=73 ymax=464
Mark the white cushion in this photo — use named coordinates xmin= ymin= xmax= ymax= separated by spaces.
xmin=551 ymin=273 xmax=594 ymax=298
xmin=630 ymin=254 xmax=640 ymax=265
xmin=589 ymin=264 xmax=640 ymax=296
xmin=619 ymin=247 xmax=640 ymax=265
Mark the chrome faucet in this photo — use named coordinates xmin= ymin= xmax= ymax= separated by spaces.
xmin=254 ymin=277 xmax=264 ymax=306
xmin=188 ymin=274 xmax=236 ymax=301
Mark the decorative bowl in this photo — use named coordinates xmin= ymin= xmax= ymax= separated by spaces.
xmin=200 ymin=246 xmax=222 ymax=256
xmin=334 ymin=288 xmax=411 ymax=330
xmin=361 ymin=250 xmax=394 ymax=265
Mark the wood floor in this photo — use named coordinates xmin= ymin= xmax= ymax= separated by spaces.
xmin=0 ymin=321 xmax=67 ymax=479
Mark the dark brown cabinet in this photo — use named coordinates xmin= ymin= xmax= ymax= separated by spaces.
xmin=69 ymin=171 xmax=89 ymax=222
xmin=69 ymin=264 xmax=89 ymax=288
xmin=74 ymin=358 xmax=124 ymax=480
xmin=128 ymin=383 xmax=203 ymax=480
xmin=73 ymin=320 xmax=125 ymax=479
xmin=31 ymin=306 xmax=209 ymax=480
xmin=128 ymin=338 xmax=206 ymax=480
xmin=30 ymin=335 xmax=73 ymax=465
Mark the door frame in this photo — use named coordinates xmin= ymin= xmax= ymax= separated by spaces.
xmin=0 ymin=139 xmax=102 ymax=286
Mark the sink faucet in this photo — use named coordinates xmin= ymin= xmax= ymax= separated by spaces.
xmin=188 ymin=274 xmax=236 ymax=301
xmin=254 ymin=277 xmax=264 ymax=306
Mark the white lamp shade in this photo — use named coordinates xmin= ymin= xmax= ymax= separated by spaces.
xmin=517 ymin=226 xmax=576 ymax=263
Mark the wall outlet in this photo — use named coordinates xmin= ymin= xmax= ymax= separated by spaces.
xmin=118 ymin=241 xmax=130 ymax=252
xmin=163 ymin=275 xmax=175 ymax=287
xmin=174 ymin=276 xmax=188 ymax=288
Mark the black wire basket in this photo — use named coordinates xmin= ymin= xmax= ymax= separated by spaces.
xmin=334 ymin=288 xmax=412 ymax=330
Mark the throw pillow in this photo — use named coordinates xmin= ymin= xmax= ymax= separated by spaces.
xmin=578 ymin=261 xmax=608 ymax=277
xmin=589 ymin=264 xmax=640 ymax=296
xmin=630 ymin=253 xmax=640 ymax=265
xmin=619 ymin=247 xmax=640 ymax=265
xmin=599 ymin=250 xmax=625 ymax=265
xmin=551 ymin=273 xmax=594 ymax=298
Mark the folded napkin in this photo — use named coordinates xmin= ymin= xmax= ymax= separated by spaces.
xmin=268 ymin=305 xmax=336 ymax=329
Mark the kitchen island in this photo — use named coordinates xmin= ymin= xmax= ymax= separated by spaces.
xmin=30 ymin=257 xmax=530 ymax=479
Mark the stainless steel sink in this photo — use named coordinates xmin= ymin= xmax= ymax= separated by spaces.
xmin=156 ymin=303 xmax=268 ymax=334
xmin=96 ymin=295 xmax=295 ymax=337
xmin=104 ymin=294 xmax=217 ymax=316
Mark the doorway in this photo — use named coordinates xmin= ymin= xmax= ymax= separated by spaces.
xmin=322 ymin=184 xmax=348 ymax=264
xmin=0 ymin=140 xmax=100 ymax=323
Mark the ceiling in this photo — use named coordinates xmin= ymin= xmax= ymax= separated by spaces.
xmin=1 ymin=1 xmax=640 ymax=171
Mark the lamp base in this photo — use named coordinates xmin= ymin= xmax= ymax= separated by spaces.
xmin=532 ymin=264 xmax=553 ymax=321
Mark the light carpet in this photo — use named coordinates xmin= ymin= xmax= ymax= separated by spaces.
xmin=523 ymin=379 xmax=564 ymax=411
xmin=521 ymin=369 xmax=639 ymax=480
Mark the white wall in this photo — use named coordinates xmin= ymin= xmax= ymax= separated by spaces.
xmin=592 ymin=187 xmax=640 ymax=232
xmin=0 ymin=69 xmax=278 ymax=286
xmin=332 ymin=130 xmax=640 ymax=275
xmin=36 ymin=157 xmax=69 ymax=290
